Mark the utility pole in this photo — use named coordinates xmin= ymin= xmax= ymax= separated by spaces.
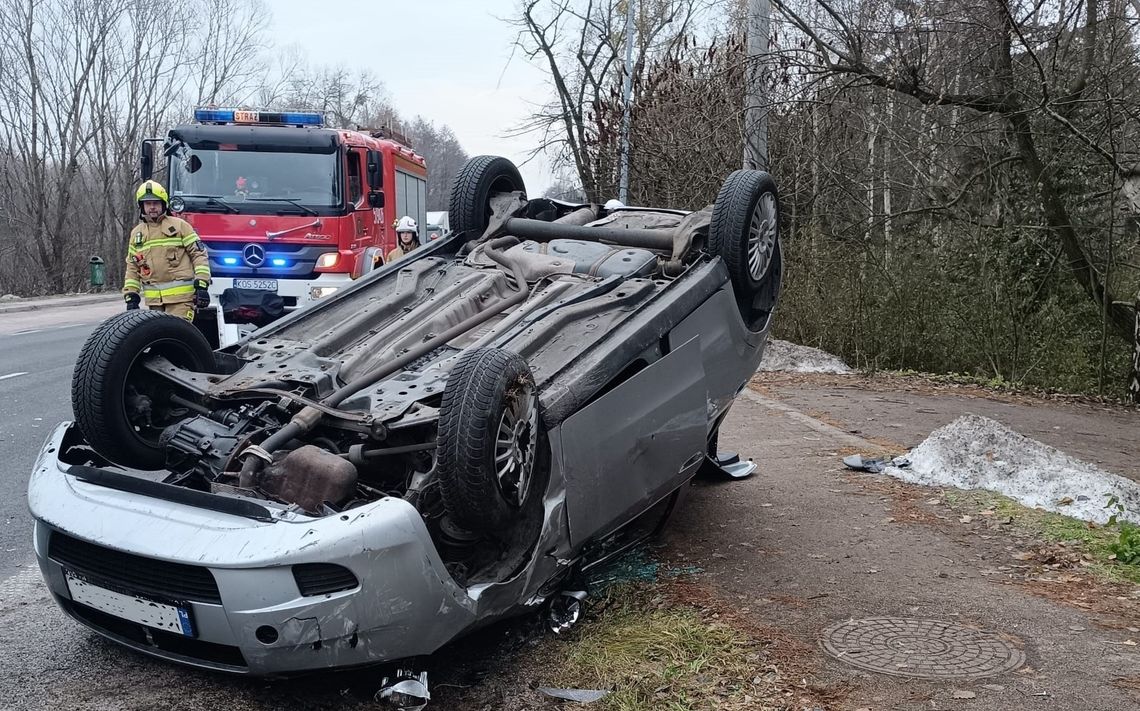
xmin=743 ymin=0 xmax=770 ymax=171
xmin=618 ymin=0 xmax=636 ymax=204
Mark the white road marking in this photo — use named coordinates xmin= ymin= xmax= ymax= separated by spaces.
xmin=0 ymin=372 xmax=29 ymax=381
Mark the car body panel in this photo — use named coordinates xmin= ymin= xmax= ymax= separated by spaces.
xmin=560 ymin=336 xmax=707 ymax=546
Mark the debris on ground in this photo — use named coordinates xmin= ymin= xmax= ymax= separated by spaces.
xmin=0 ymin=294 xmax=21 ymax=301
xmin=760 ymin=339 xmax=852 ymax=374
xmin=536 ymin=687 xmax=610 ymax=703
xmin=843 ymin=454 xmax=910 ymax=473
xmin=885 ymin=415 xmax=1140 ymax=524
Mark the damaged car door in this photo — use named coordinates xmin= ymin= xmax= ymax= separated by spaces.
xmin=558 ymin=336 xmax=707 ymax=546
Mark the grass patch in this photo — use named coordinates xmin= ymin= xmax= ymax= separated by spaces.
xmin=533 ymin=583 xmax=796 ymax=711
xmin=941 ymin=489 xmax=1140 ymax=584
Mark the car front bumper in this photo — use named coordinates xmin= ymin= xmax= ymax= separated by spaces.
xmin=27 ymin=423 xmax=477 ymax=675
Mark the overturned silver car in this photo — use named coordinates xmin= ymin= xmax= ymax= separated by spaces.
xmin=28 ymin=156 xmax=782 ymax=676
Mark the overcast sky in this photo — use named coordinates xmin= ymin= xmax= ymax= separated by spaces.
xmin=270 ymin=1 xmax=557 ymax=194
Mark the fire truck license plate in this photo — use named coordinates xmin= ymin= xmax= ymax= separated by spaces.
xmin=233 ymin=278 xmax=278 ymax=291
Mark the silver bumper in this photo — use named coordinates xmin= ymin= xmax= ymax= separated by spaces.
xmin=27 ymin=423 xmax=477 ymax=675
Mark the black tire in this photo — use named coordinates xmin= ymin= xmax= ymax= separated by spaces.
xmin=71 ymin=310 xmax=216 ymax=470
xmin=448 ymin=155 xmax=526 ymax=238
xmin=708 ymin=170 xmax=781 ymax=313
xmin=436 ymin=348 xmax=542 ymax=533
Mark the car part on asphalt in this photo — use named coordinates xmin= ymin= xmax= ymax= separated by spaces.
xmin=842 ymin=454 xmax=911 ymax=473
xmin=32 ymin=155 xmax=783 ymax=676
xmin=536 ymin=687 xmax=610 ymax=703
xmin=698 ymin=450 xmax=757 ymax=480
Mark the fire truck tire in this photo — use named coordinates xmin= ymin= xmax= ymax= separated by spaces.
xmin=448 ymin=155 xmax=526 ymax=238
xmin=71 ymin=310 xmax=216 ymax=470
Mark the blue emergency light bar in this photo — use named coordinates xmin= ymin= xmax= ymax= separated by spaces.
xmin=271 ymin=258 xmax=288 ymax=267
xmin=222 ymin=257 xmax=239 ymax=266
xmin=193 ymin=108 xmax=324 ymax=127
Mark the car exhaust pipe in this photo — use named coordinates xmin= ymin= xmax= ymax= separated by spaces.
xmin=502 ymin=216 xmax=674 ymax=251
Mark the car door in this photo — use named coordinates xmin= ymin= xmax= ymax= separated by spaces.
xmin=558 ymin=336 xmax=707 ymax=547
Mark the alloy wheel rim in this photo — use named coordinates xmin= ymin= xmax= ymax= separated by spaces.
xmin=747 ymin=191 xmax=778 ymax=280
xmin=494 ymin=384 xmax=538 ymax=507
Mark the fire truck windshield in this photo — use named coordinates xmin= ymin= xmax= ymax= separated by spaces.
xmin=169 ymin=147 xmax=341 ymax=214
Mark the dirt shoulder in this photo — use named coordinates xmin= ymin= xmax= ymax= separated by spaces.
xmin=753 ymin=371 xmax=1140 ymax=483
xmin=652 ymin=386 xmax=1140 ymax=710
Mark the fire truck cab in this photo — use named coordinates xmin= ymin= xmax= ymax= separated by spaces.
xmin=144 ymin=108 xmax=428 ymax=348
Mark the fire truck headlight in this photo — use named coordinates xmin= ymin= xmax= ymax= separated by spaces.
xmin=316 ymin=252 xmax=339 ymax=269
xmin=309 ymin=286 xmax=339 ymax=300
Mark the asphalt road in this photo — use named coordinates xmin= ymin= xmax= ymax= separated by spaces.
xmin=0 ymin=302 xmax=122 ymax=580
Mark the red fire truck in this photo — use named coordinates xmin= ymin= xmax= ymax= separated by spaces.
xmin=142 ymin=108 xmax=428 ymax=347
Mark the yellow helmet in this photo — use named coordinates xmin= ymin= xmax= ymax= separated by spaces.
xmin=135 ymin=180 xmax=169 ymax=206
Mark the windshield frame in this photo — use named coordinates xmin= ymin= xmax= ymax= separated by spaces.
xmin=167 ymin=142 xmax=346 ymax=218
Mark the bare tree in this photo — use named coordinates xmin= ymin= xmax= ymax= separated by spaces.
xmin=0 ymin=0 xmax=131 ymax=292
xmin=189 ymin=0 xmax=270 ymax=105
xmin=512 ymin=0 xmax=703 ymax=202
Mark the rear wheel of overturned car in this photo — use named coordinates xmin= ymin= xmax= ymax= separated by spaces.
xmin=71 ymin=310 xmax=216 ymax=470
xmin=448 ymin=155 xmax=526 ymax=238
xmin=708 ymin=169 xmax=782 ymax=324
xmin=436 ymin=348 xmax=542 ymax=533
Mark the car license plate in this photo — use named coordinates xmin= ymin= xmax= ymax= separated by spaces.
xmin=65 ymin=571 xmax=196 ymax=637
xmin=233 ymin=278 xmax=278 ymax=291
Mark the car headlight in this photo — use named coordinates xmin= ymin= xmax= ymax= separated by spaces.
xmin=309 ymin=286 xmax=338 ymax=300
xmin=316 ymin=252 xmax=339 ymax=268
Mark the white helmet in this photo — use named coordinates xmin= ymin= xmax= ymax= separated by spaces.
xmin=604 ymin=199 xmax=625 ymax=211
xmin=395 ymin=216 xmax=418 ymax=233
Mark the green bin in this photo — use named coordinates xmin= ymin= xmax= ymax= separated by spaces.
xmin=88 ymin=256 xmax=106 ymax=287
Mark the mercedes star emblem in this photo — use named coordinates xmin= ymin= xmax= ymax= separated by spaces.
xmin=242 ymin=243 xmax=266 ymax=267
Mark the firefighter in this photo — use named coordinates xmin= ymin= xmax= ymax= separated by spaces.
xmin=122 ymin=181 xmax=211 ymax=320
xmin=386 ymin=216 xmax=420 ymax=262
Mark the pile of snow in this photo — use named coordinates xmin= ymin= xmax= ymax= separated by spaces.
xmin=886 ymin=414 xmax=1140 ymax=525
xmin=0 ymin=294 xmax=21 ymax=302
xmin=760 ymin=339 xmax=852 ymax=374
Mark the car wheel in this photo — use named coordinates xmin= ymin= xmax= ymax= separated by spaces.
xmin=708 ymin=170 xmax=782 ymax=321
xmin=448 ymin=155 xmax=526 ymax=238
xmin=437 ymin=347 xmax=541 ymax=533
xmin=71 ymin=310 xmax=216 ymax=470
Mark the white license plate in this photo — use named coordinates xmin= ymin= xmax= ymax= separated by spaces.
xmin=65 ymin=572 xmax=195 ymax=637
xmin=233 ymin=278 xmax=278 ymax=291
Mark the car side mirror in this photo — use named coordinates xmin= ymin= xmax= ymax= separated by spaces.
xmin=369 ymin=191 xmax=384 ymax=208
xmin=140 ymin=142 xmax=154 ymax=181
xmin=367 ymin=150 xmax=383 ymax=188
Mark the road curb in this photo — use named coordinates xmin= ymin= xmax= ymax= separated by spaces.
xmin=0 ymin=294 xmax=120 ymax=315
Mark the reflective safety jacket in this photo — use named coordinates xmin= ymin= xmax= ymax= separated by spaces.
xmin=122 ymin=216 xmax=210 ymax=304
xmin=385 ymin=244 xmax=418 ymax=262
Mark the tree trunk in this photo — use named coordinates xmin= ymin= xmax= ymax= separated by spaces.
xmin=1007 ymin=112 xmax=1134 ymax=340
xmin=1131 ymin=292 xmax=1140 ymax=403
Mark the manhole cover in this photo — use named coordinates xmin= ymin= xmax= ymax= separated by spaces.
xmin=820 ymin=617 xmax=1025 ymax=680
